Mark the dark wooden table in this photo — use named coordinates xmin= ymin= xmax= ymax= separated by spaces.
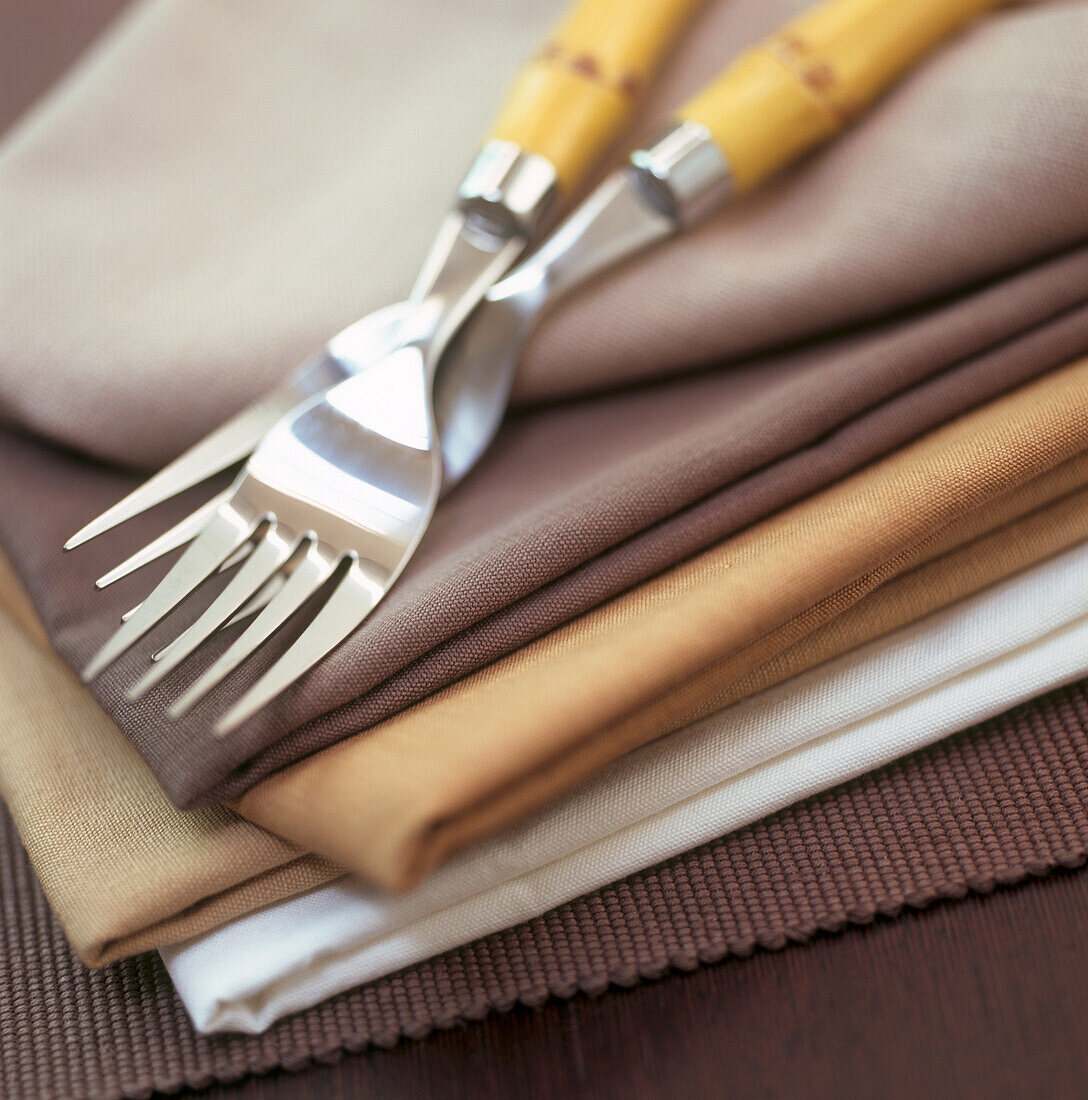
xmin=181 ymin=866 xmax=1088 ymax=1099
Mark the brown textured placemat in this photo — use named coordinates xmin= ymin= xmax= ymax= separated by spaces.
xmin=5 ymin=680 xmax=1088 ymax=1100
xmin=184 ymin=867 xmax=1088 ymax=1100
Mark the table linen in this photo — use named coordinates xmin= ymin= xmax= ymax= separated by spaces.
xmin=2 ymin=0 xmax=1087 ymax=808
xmin=4 ymin=0 xmax=1085 ymax=467
xmin=165 ymin=539 xmax=1088 ymax=1032
xmin=3 ymin=0 xmax=1088 ymax=1094
xmin=232 ymin=359 xmax=1088 ymax=888
xmin=0 ymin=435 xmax=1084 ymax=962
xmin=6 ymin=678 xmax=1088 ymax=1099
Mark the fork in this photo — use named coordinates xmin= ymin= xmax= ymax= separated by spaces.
xmin=64 ymin=0 xmax=707 ymax=585
xmin=82 ymin=0 xmax=1009 ymax=733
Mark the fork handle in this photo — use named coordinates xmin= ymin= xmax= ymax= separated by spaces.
xmin=488 ymin=0 xmax=706 ymax=194
xmin=677 ymin=0 xmax=1009 ymax=194
xmin=490 ymin=0 xmax=1007 ymax=313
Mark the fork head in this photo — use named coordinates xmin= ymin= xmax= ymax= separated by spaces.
xmin=83 ymin=349 xmax=444 ymax=731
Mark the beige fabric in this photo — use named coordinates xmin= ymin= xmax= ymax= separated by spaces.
xmin=2 ymin=0 xmax=1086 ymax=467
xmin=235 ymin=360 xmax=1088 ymax=890
xmin=0 ymin=553 xmax=339 ymax=966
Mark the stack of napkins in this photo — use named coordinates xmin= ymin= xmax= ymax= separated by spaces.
xmin=2 ymin=0 xmax=1088 ymax=1048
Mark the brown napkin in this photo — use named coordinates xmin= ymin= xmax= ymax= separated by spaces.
xmin=6 ymin=225 xmax=1088 ymax=812
xmin=1 ymin=435 xmax=1085 ymax=961
xmin=227 ymin=360 xmax=1088 ymax=887
xmin=1 ymin=0 xmax=1088 ymax=807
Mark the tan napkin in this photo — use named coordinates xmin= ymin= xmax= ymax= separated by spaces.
xmin=233 ymin=360 xmax=1088 ymax=889
xmin=0 ymin=552 xmax=338 ymax=966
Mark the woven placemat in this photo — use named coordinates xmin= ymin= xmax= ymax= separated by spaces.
xmin=4 ymin=680 xmax=1088 ymax=1100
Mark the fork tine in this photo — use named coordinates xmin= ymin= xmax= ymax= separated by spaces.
xmin=214 ymin=556 xmax=379 ymax=735
xmin=153 ymin=570 xmax=280 ymax=644
xmin=95 ymin=491 xmax=233 ymax=589
xmin=120 ymin=540 xmax=256 ymax=624
xmin=169 ymin=538 xmax=336 ymax=718
xmin=144 ymin=526 xmax=293 ymax=670
xmin=218 ymin=542 xmax=253 ymax=574
xmin=81 ymin=506 xmax=259 ymax=682
xmin=150 ymin=541 xmax=269 ymax=660
xmin=64 ymin=392 xmax=298 ymax=550
xmin=222 ymin=573 xmax=286 ymax=627
xmin=126 ymin=522 xmax=295 ymax=701
xmin=146 ymin=581 xmax=270 ymax=663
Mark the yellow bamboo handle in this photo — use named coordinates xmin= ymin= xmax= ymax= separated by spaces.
xmin=489 ymin=0 xmax=706 ymax=194
xmin=678 ymin=0 xmax=1006 ymax=195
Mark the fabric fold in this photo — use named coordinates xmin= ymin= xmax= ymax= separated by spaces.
xmin=234 ymin=360 xmax=1088 ymax=889
xmin=2 ymin=0 xmax=1088 ymax=1090
xmin=1 ymin=429 xmax=1086 ymax=964
xmin=0 ymin=552 xmax=339 ymax=967
xmin=3 ymin=0 xmax=1088 ymax=808
xmin=8 ymin=676 xmax=1088 ymax=1099
xmin=4 ymin=0 xmax=1086 ymax=466
xmin=166 ymin=539 xmax=1088 ymax=1033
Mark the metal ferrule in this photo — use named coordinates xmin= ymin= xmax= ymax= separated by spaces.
xmin=628 ymin=119 xmax=733 ymax=227
xmin=407 ymin=141 xmax=555 ymax=318
xmin=457 ymin=140 xmax=559 ymax=243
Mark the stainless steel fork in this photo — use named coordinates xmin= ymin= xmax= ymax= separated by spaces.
xmin=81 ymin=120 xmax=730 ymax=733
xmin=83 ymin=320 xmax=449 ymax=714
xmin=64 ymin=0 xmax=707 ymax=581
xmin=81 ymin=0 xmax=1007 ymax=733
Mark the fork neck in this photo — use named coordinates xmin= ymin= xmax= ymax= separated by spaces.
xmin=408 ymin=141 xmax=559 ymax=309
xmin=486 ymin=120 xmax=732 ymax=318
xmin=406 ymin=141 xmax=561 ymax=378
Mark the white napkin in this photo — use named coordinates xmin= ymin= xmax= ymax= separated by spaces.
xmin=164 ymin=540 xmax=1088 ymax=1033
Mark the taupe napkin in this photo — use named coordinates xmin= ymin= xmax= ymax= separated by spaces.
xmin=3 ymin=0 xmax=1084 ymax=464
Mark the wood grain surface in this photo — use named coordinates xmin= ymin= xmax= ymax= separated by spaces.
xmin=176 ymin=865 xmax=1088 ymax=1099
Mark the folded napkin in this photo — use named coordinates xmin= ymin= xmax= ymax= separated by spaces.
xmin=4 ymin=0 xmax=1088 ymax=1092
xmin=233 ymin=360 xmax=1088 ymax=888
xmin=165 ymin=538 xmax=1088 ymax=1033
xmin=1 ymin=438 xmax=1085 ymax=964
xmin=2 ymin=0 xmax=1088 ymax=807
xmin=0 ymin=553 xmax=338 ymax=967
xmin=5 ymin=0 xmax=1084 ymax=465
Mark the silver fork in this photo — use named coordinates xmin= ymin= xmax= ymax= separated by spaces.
xmin=83 ymin=327 xmax=448 ymax=723
xmin=63 ymin=0 xmax=708 ymax=584
xmin=67 ymin=141 xmax=551 ymax=590
xmin=82 ymin=0 xmax=1001 ymax=732
xmin=81 ymin=121 xmax=730 ymax=733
